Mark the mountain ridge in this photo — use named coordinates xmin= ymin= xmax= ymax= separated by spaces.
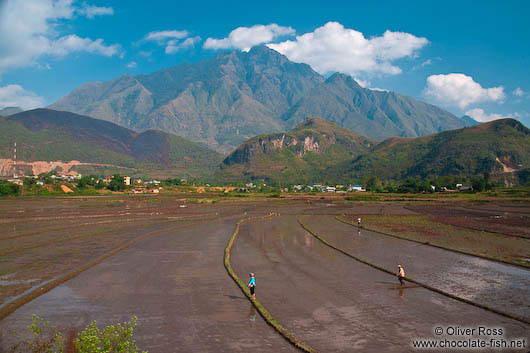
xmin=50 ymin=46 xmax=467 ymax=152
xmin=0 ymin=109 xmax=221 ymax=178
xmin=218 ymin=117 xmax=530 ymax=184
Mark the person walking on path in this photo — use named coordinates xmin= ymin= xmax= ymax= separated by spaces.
xmin=397 ymin=265 xmax=406 ymax=285
xmin=248 ymin=273 xmax=256 ymax=299
xmin=357 ymin=217 xmax=362 ymax=228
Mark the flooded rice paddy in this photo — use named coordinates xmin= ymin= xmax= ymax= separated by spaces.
xmin=0 ymin=196 xmax=528 ymax=352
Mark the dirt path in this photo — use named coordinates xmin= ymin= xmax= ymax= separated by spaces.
xmin=231 ymin=215 xmax=529 ymax=352
xmin=301 ymin=214 xmax=530 ymax=322
xmin=0 ymin=218 xmax=297 ymax=353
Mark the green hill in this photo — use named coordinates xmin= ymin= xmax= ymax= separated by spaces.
xmin=325 ymin=118 xmax=530 ymax=181
xmin=0 ymin=109 xmax=222 ymax=178
xmin=216 ymin=118 xmax=530 ymax=184
xmin=216 ymin=117 xmax=375 ymax=183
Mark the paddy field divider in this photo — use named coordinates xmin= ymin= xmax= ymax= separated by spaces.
xmin=297 ymin=216 xmax=530 ymax=326
xmin=224 ymin=214 xmax=318 ymax=353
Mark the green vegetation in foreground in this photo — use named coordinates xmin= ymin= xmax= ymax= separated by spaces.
xmin=340 ymin=215 xmax=530 ymax=267
xmin=10 ymin=315 xmax=146 ymax=353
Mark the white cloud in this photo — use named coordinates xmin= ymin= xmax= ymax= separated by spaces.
xmin=424 ymin=73 xmax=505 ymax=109
xmin=465 ymin=108 xmax=511 ymax=123
xmin=514 ymin=111 xmax=529 ymax=119
xmin=267 ymin=22 xmax=428 ymax=76
xmin=354 ymin=78 xmax=370 ymax=88
xmin=165 ymin=36 xmax=201 ymax=54
xmin=421 ymin=59 xmax=432 ymax=67
xmin=0 ymin=0 xmax=121 ymax=74
xmin=126 ymin=61 xmax=137 ymax=69
xmin=0 ymin=84 xmax=46 ymax=110
xmin=513 ymin=87 xmax=525 ymax=97
xmin=144 ymin=30 xmax=189 ymax=42
xmin=78 ymin=4 xmax=113 ymax=18
xmin=204 ymin=24 xmax=295 ymax=51
xmin=49 ymin=34 xmax=119 ymax=56
xmin=142 ymin=30 xmax=198 ymax=53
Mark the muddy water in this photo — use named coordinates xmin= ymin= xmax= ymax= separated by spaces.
xmin=0 ymin=218 xmax=296 ymax=353
xmin=301 ymin=214 xmax=530 ymax=322
xmin=231 ymin=215 xmax=529 ymax=352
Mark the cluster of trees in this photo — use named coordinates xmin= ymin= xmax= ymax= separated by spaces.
xmin=76 ymin=174 xmax=125 ymax=191
xmin=0 ymin=180 xmax=20 ymax=196
xmin=360 ymin=173 xmax=499 ymax=193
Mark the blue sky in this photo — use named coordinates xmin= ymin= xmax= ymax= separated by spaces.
xmin=0 ymin=0 xmax=529 ymax=126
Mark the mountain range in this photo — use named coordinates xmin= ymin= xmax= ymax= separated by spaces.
xmin=50 ymin=46 xmax=472 ymax=153
xmin=0 ymin=109 xmax=527 ymax=184
xmin=0 ymin=109 xmax=221 ymax=178
xmin=218 ymin=117 xmax=530 ymax=184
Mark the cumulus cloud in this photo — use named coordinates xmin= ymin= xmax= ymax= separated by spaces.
xmin=204 ymin=24 xmax=295 ymax=51
xmin=513 ymin=87 xmax=525 ymax=97
xmin=126 ymin=61 xmax=137 ymax=69
xmin=421 ymin=59 xmax=433 ymax=67
xmin=144 ymin=30 xmax=189 ymax=42
xmin=354 ymin=78 xmax=370 ymax=88
xmin=465 ymin=108 xmax=512 ymax=123
xmin=166 ymin=36 xmax=201 ymax=54
xmin=49 ymin=34 xmax=119 ymax=56
xmin=267 ymin=22 xmax=428 ymax=76
xmin=0 ymin=84 xmax=46 ymax=110
xmin=0 ymin=0 xmax=121 ymax=74
xmin=78 ymin=3 xmax=113 ymax=18
xmin=142 ymin=30 xmax=199 ymax=53
xmin=424 ymin=73 xmax=505 ymax=109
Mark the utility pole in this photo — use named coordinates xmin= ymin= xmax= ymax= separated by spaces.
xmin=13 ymin=141 xmax=17 ymax=178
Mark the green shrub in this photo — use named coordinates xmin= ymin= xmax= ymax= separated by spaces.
xmin=0 ymin=180 xmax=20 ymax=196
xmin=75 ymin=317 xmax=145 ymax=353
xmin=10 ymin=315 xmax=146 ymax=353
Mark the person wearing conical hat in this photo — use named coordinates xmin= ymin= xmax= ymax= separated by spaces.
xmin=397 ymin=265 xmax=406 ymax=285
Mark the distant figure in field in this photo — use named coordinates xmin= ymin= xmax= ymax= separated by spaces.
xmin=357 ymin=217 xmax=362 ymax=227
xmin=397 ymin=265 xmax=406 ymax=285
xmin=248 ymin=273 xmax=256 ymax=299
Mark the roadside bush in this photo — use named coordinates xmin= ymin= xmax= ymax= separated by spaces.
xmin=9 ymin=315 xmax=147 ymax=353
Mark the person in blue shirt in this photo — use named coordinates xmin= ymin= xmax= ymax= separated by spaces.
xmin=248 ymin=273 xmax=256 ymax=299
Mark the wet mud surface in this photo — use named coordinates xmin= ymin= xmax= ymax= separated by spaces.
xmin=406 ymin=203 xmax=530 ymax=238
xmin=0 ymin=217 xmax=297 ymax=352
xmin=1 ymin=198 xmax=529 ymax=352
xmin=231 ymin=215 xmax=529 ymax=352
xmin=301 ymin=215 xmax=530 ymax=322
